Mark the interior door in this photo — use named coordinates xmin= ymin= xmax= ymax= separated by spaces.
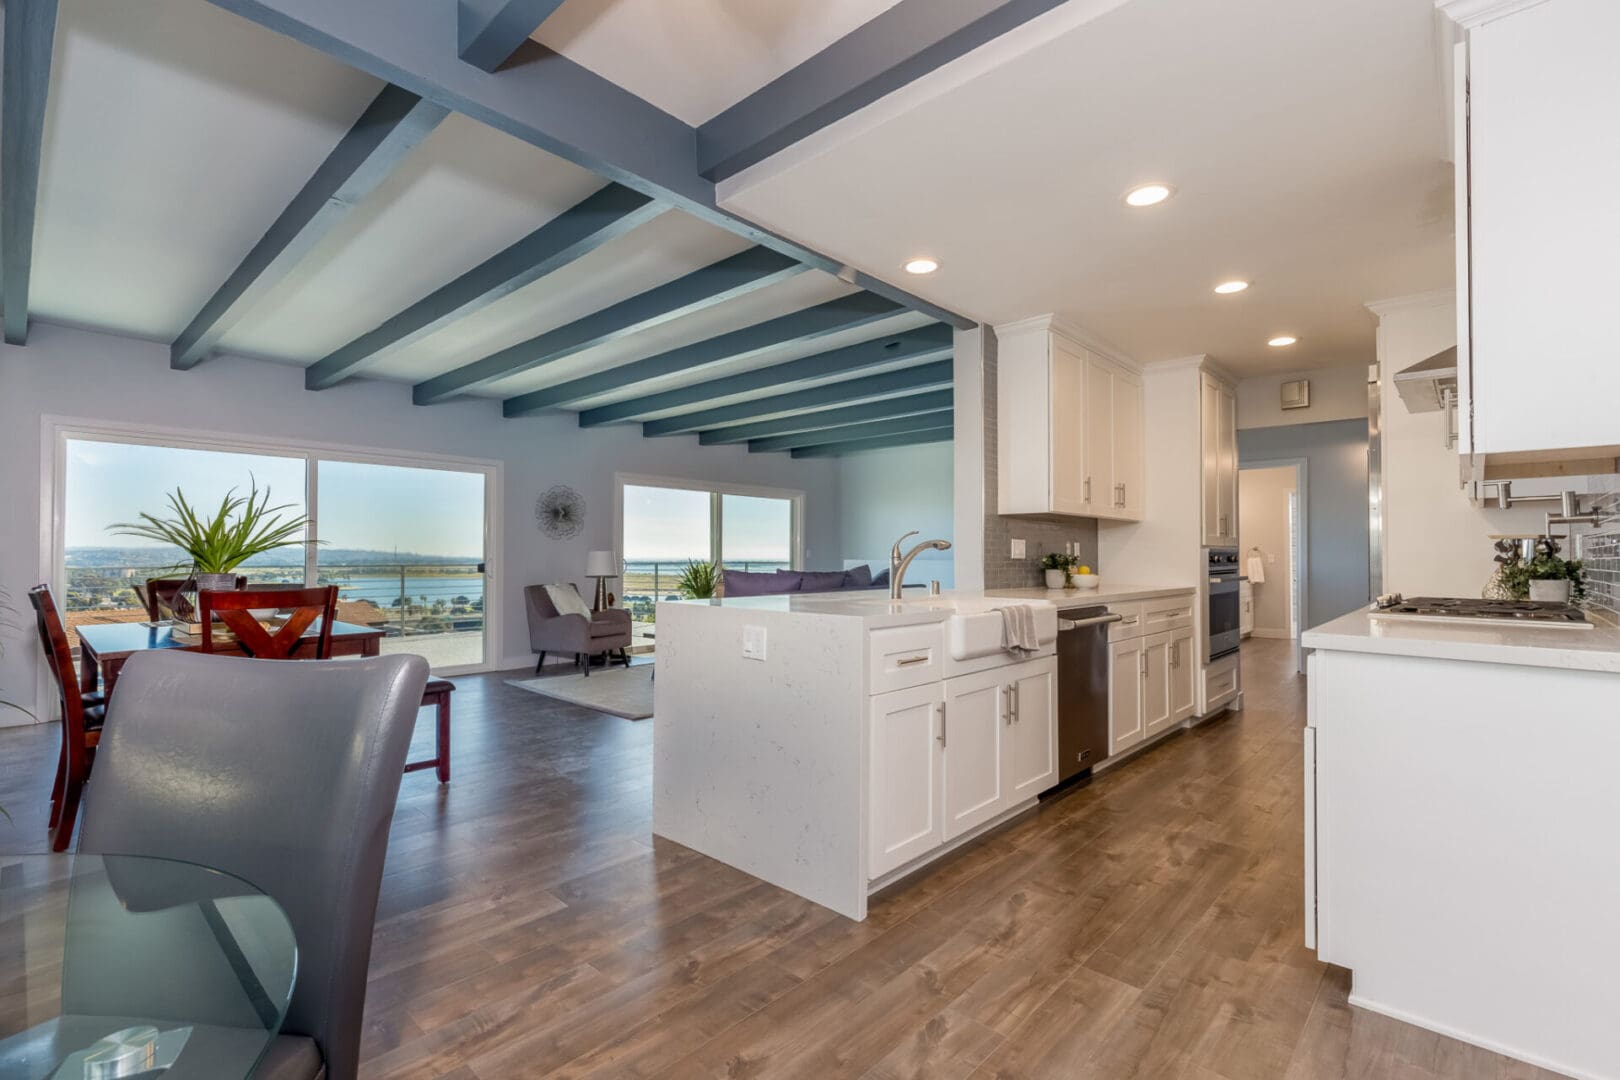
xmin=1141 ymin=631 xmax=1174 ymax=737
xmin=1004 ymin=658 xmax=1057 ymax=800
xmin=868 ymin=683 xmax=945 ymax=878
xmin=1109 ymin=638 xmax=1145 ymax=755
xmin=1051 ymin=336 xmax=1088 ymax=514
xmin=1085 ymin=353 xmax=1113 ymax=515
xmin=943 ymin=668 xmax=1008 ymax=840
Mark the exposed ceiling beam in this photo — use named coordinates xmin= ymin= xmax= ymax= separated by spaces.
xmin=200 ymin=0 xmax=973 ymax=330
xmin=457 ymin=0 xmax=565 ymax=72
xmin=574 ymin=323 xmax=951 ymax=427
xmin=698 ymin=388 xmax=953 ymax=445
xmin=640 ymin=359 xmax=954 ymax=437
xmin=697 ymin=0 xmax=1067 ymax=183
xmin=413 ymin=247 xmax=805 ymax=405
xmin=502 ymin=293 xmax=900 ymax=417
xmin=790 ymin=428 xmax=954 ymax=458
xmin=1 ymin=0 xmax=59 ymax=346
xmin=172 ymin=85 xmax=449 ymax=371
xmin=304 ymin=183 xmax=665 ymax=389
xmin=749 ymin=410 xmax=955 ymax=453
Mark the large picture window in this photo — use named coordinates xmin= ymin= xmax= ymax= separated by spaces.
xmin=52 ymin=423 xmax=497 ymax=674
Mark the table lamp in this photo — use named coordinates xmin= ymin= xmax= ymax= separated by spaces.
xmin=585 ymin=550 xmax=617 ymax=611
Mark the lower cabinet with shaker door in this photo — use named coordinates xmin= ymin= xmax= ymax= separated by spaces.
xmin=1004 ymin=658 xmax=1058 ymax=802
xmin=942 ymin=667 xmax=1009 ymax=841
xmin=1109 ymin=637 xmax=1145 ymax=756
xmin=1169 ymin=627 xmax=1196 ymax=723
xmin=1141 ymin=631 xmax=1175 ymax=739
xmin=867 ymin=682 xmax=946 ymax=879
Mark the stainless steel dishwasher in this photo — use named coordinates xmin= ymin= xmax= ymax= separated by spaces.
xmin=1054 ymin=605 xmax=1121 ymax=785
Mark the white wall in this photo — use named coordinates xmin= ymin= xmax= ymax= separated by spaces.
xmin=1236 ymin=363 xmax=1369 ymax=430
xmin=837 ymin=441 xmax=954 ymax=586
xmin=0 ymin=323 xmax=843 ymax=719
xmin=1238 ymin=465 xmax=1296 ymax=635
xmin=1372 ymin=291 xmax=1548 ymax=597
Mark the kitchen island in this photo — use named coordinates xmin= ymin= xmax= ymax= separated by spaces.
xmin=652 ymin=591 xmax=1062 ymax=920
xmin=1302 ymin=609 xmax=1620 ymax=1080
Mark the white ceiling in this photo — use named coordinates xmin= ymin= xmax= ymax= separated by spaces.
xmin=534 ymin=0 xmax=906 ymax=125
xmin=716 ymin=0 xmax=1458 ymax=376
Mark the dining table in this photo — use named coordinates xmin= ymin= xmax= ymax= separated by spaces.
xmin=76 ymin=618 xmax=386 ymax=696
xmin=0 ymin=852 xmax=298 ymax=1079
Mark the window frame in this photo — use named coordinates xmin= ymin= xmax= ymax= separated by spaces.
xmin=613 ymin=472 xmax=805 ymax=573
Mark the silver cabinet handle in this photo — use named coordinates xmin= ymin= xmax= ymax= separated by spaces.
xmin=1003 ymin=685 xmax=1012 ymax=726
xmin=1084 ymin=477 xmax=1092 ymax=502
xmin=938 ymin=703 xmax=947 ymax=747
xmin=896 ymin=655 xmax=929 ymax=667
xmin=1011 ymin=682 xmax=1020 ymax=723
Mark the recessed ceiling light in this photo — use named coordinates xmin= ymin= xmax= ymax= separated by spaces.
xmin=1268 ymin=335 xmax=1298 ymax=347
xmin=1214 ymin=280 xmax=1249 ymax=294
xmin=903 ymin=257 xmax=939 ymax=275
xmin=1124 ymin=183 xmax=1173 ymax=208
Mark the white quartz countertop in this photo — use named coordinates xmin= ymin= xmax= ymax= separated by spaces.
xmin=666 ymin=589 xmax=1063 ymax=628
xmin=1302 ymin=608 xmax=1620 ymax=674
xmin=987 ymin=583 xmax=1196 ymax=605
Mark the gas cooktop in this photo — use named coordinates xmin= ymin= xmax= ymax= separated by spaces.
xmin=1371 ymin=595 xmax=1592 ymax=629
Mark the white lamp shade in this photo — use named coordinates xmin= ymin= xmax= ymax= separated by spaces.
xmin=585 ymin=550 xmax=617 ymax=577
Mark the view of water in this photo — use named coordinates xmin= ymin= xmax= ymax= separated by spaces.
xmin=328 ymin=573 xmax=484 ymax=607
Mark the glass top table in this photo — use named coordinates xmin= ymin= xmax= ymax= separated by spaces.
xmin=0 ymin=854 xmax=297 ymax=1080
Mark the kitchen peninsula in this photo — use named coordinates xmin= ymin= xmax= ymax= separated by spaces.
xmin=1302 ymin=610 xmax=1620 ymax=1080
xmin=652 ymin=584 xmax=1197 ymax=920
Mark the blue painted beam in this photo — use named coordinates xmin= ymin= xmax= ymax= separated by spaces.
xmin=200 ymin=0 xmax=974 ymax=331
xmin=1 ymin=0 xmax=59 ymax=345
xmin=698 ymin=388 xmax=953 ymax=445
xmin=698 ymin=0 xmax=1067 ymax=182
xmin=305 ymin=183 xmax=664 ymax=389
xmin=413 ymin=247 xmax=805 ymax=405
xmin=172 ymin=85 xmax=448 ymax=371
xmin=574 ymin=323 xmax=950 ymax=427
xmin=791 ymin=428 xmax=954 ymax=458
xmin=640 ymin=359 xmax=954 ymax=437
xmin=458 ymin=0 xmax=565 ymax=72
xmin=503 ymin=293 xmax=900 ymax=417
xmin=749 ymin=410 xmax=955 ymax=453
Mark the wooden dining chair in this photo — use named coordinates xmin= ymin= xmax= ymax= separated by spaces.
xmin=199 ymin=585 xmax=338 ymax=659
xmin=29 ymin=585 xmax=105 ymax=852
xmin=136 ymin=575 xmax=247 ymax=622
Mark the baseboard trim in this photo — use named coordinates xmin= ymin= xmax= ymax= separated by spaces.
xmin=1346 ymin=992 xmax=1604 ymax=1080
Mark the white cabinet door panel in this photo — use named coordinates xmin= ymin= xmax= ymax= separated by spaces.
xmin=868 ymin=683 xmax=945 ymax=879
xmin=1005 ymin=658 xmax=1057 ymax=801
xmin=1169 ymin=628 xmax=1196 ymax=723
xmin=1109 ymin=638 xmax=1144 ymax=756
xmin=943 ymin=668 xmax=1007 ymax=840
xmin=1142 ymin=631 xmax=1174 ymax=738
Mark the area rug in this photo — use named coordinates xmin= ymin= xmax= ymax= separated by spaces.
xmin=505 ymin=665 xmax=654 ymax=720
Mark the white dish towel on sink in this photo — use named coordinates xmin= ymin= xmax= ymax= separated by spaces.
xmin=1000 ymin=604 xmax=1040 ymax=656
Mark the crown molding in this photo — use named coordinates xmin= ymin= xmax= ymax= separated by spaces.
xmin=1365 ymin=287 xmax=1457 ymax=318
xmin=1435 ymin=0 xmax=1551 ymax=29
xmin=990 ymin=313 xmax=1140 ymax=372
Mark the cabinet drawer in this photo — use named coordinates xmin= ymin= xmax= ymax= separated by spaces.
xmin=868 ymin=624 xmax=945 ymax=695
xmin=1106 ymin=603 xmax=1145 ymax=641
xmin=1201 ymin=652 xmax=1240 ymax=711
xmin=1142 ymin=594 xmax=1195 ymax=635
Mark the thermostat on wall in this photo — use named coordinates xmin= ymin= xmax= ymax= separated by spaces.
xmin=1280 ymin=379 xmax=1310 ymax=410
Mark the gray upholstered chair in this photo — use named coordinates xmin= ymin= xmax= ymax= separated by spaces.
xmin=524 ymin=583 xmax=632 ymax=676
xmin=74 ymin=649 xmax=429 ymax=1080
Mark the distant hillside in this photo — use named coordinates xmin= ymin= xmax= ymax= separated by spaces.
xmin=66 ymin=546 xmax=480 ymax=568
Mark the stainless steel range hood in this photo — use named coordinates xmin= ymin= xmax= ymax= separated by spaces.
xmin=1392 ymin=346 xmax=1458 ymax=413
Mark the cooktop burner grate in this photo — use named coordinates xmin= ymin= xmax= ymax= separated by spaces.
xmin=1372 ymin=595 xmax=1590 ymax=626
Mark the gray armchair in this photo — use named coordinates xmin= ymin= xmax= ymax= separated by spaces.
xmin=525 ymin=583 xmax=632 ymax=676
xmin=74 ymin=649 xmax=430 ymax=1080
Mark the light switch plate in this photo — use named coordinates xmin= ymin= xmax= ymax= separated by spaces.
xmin=1010 ymin=538 xmax=1026 ymax=559
xmin=742 ymin=625 xmax=767 ymax=661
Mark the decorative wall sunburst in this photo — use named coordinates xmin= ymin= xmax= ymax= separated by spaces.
xmin=536 ymin=485 xmax=585 ymax=539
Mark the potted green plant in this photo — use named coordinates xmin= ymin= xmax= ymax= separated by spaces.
xmin=1040 ymin=552 xmax=1072 ymax=589
xmin=1526 ymin=551 xmax=1586 ymax=603
xmin=109 ymin=480 xmax=313 ymax=597
xmin=676 ymin=560 xmax=720 ymax=599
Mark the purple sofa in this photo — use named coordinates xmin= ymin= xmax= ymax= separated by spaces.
xmin=721 ymin=565 xmax=890 ymax=598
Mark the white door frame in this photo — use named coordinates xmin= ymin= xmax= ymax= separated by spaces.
xmin=1239 ymin=456 xmax=1310 ymax=675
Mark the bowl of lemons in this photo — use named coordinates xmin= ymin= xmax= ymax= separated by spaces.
xmin=1071 ymin=565 xmax=1100 ymax=589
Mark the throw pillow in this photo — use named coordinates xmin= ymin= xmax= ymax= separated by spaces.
xmin=544 ymin=583 xmax=592 ymax=618
xmin=724 ymin=569 xmax=788 ymax=597
xmin=843 ymin=564 xmax=873 ymax=589
xmin=798 ymin=570 xmax=849 ymax=592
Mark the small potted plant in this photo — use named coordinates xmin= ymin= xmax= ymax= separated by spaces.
xmin=677 ymin=560 xmax=720 ymax=599
xmin=1040 ymin=552 xmax=1071 ymax=589
xmin=1526 ymin=549 xmax=1586 ymax=604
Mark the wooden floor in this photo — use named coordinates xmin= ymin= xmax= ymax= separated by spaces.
xmin=0 ymin=641 xmax=1568 ymax=1079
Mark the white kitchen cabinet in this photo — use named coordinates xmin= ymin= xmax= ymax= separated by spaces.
xmin=1441 ymin=0 xmax=1620 ymax=472
xmin=1004 ymin=658 xmax=1058 ymax=801
xmin=942 ymin=667 xmax=1008 ymax=841
xmin=1240 ymin=579 xmax=1254 ymax=638
xmin=867 ymin=683 xmax=945 ymax=878
xmin=1169 ymin=627 xmax=1196 ymax=723
xmin=1141 ymin=631 xmax=1174 ymax=739
xmin=1109 ymin=636 xmax=1145 ymax=756
xmin=996 ymin=316 xmax=1144 ymax=521
xmin=1201 ymin=372 xmax=1238 ymax=546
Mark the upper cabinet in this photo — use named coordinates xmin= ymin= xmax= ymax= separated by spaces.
xmin=1201 ymin=372 xmax=1238 ymax=546
xmin=1444 ymin=0 xmax=1620 ymax=473
xmin=996 ymin=317 xmax=1145 ymax=521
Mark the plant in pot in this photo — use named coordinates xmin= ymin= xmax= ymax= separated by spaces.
xmin=676 ymin=560 xmax=720 ymax=599
xmin=1496 ymin=538 xmax=1586 ymax=604
xmin=1040 ymin=552 xmax=1072 ymax=589
xmin=109 ymin=481 xmax=314 ymax=619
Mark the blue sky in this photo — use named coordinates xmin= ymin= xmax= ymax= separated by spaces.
xmin=66 ymin=440 xmax=485 ymax=558
xmin=623 ymin=485 xmax=791 ymax=563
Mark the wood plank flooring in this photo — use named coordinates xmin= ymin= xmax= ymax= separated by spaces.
xmin=0 ymin=641 xmax=1570 ymax=1078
